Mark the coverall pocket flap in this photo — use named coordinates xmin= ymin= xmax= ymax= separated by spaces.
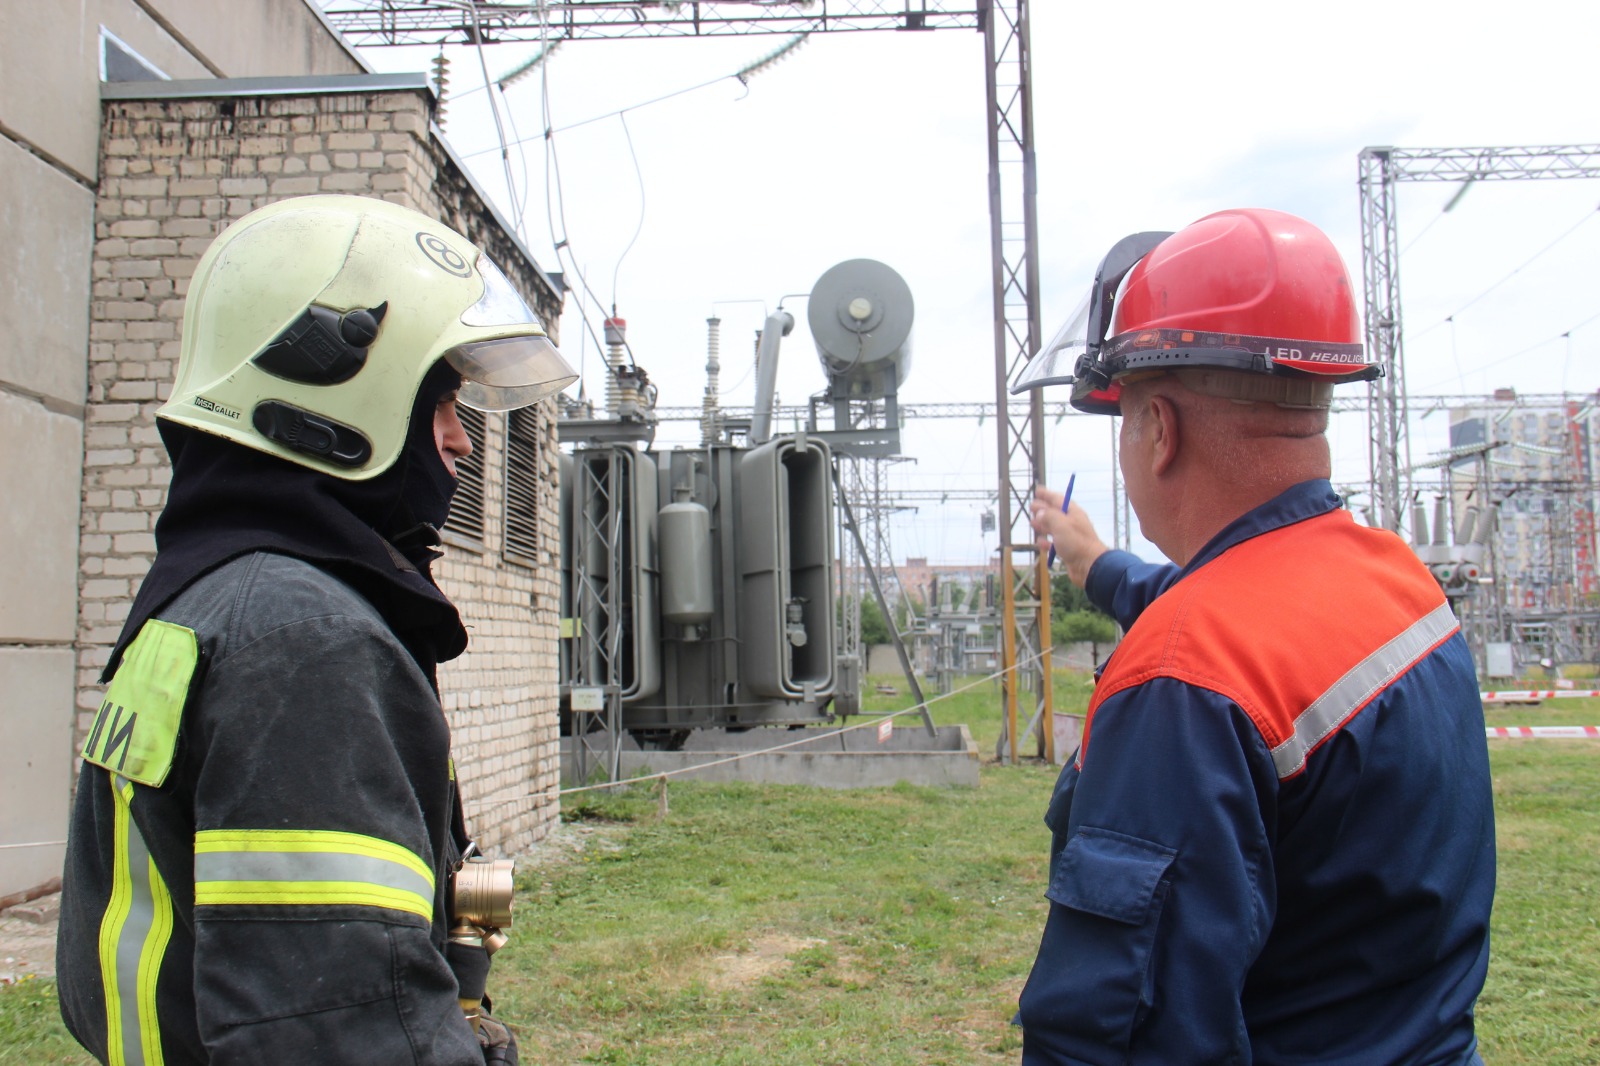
xmin=1048 ymin=826 xmax=1175 ymax=926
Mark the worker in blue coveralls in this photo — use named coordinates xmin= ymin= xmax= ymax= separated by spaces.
xmin=1010 ymin=208 xmax=1495 ymax=1064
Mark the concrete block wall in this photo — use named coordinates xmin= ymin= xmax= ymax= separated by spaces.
xmin=79 ymin=85 xmax=563 ymax=854
xmin=0 ymin=131 xmax=97 ymax=895
xmin=0 ymin=0 xmax=369 ymax=901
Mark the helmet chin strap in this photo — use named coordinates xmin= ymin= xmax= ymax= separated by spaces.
xmin=387 ymin=512 xmax=445 ymax=572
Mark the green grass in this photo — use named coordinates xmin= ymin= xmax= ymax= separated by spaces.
xmin=0 ymin=976 xmax=80 ymax=1066
xmin=1475 ymin=740 xmax=1600 ymax=1064
xmin=5 ymin=676 xmax=1597 ymax=1064
xmin=509 ymin=768 xmax=1045 ymax=1065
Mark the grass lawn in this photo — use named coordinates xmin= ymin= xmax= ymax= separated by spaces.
xmin=4 ymin=675 xmax=1596 ymax=1064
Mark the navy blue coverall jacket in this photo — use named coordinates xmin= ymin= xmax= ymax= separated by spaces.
xmin=1018 ymin=480 xmax=1495 ymax=1065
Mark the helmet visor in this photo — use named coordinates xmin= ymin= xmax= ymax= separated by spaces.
xmin=449 ymin=253 xmax=579 ymax=411
xmin=462 ymin=254 xmax=540 ymax=329
xmin=449 ymin=335 xmax=578 ymax=412
xmin=1010 ymin=289 xmax=1091 ymax=394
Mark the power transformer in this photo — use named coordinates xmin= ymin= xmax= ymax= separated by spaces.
xmin=559 ymin=259 xmax=915 ymax=758
xmin=560 ymin=435 xmax=837 ymax=747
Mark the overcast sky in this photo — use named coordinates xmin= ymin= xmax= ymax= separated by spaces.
xmin=349 ymin=0 xmax=1600 ymax=565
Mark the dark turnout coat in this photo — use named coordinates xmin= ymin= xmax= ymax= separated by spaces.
xmin=57 ymin=551 xmax=484 ymax=1065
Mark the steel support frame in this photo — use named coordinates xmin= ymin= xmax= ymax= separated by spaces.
xmin=568 ymin=449 xmax=625 ymax=783
xmin=322 ymin=1 xmax=986 ymax=44
xmin=982 ymin=0 xmax=1050 ymax=763
xmin=1357 ymin=144 xmax=1600 ymax=534
xmin=832 ymin=464 xmax=937 ymax=735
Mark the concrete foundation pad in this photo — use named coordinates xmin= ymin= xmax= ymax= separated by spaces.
xmin=562 ymin=723 xmax=979 ymax=789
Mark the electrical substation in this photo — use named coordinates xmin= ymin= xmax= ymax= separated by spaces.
xmin=556 ymin=259 xmax=978 ymax=785
xmin=318 ymin=5 xmax=1600 ymax=785
xmin=324 ymin=0 xmax=1067 ymax=779
xmin=12 ymin=4 xmax=1600 ymax=1017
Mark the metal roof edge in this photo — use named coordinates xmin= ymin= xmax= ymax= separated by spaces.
xmin=100 ymin=72 xmax=432 ymax=101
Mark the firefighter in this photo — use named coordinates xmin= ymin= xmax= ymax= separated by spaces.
xmin=57 ymin=195 xmax=577 ymax=1065
xmin=1012 ymin=209 xmax=1495 ymax=1064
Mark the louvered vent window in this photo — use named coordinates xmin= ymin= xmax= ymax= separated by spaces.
xmin=503 ymin=406 xmax=544 ymax=568
xmin=444 ymin=405 xmax=487 ymax=542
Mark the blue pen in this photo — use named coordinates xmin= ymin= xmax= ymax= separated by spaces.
xmin=1045 ymin=473 xmax=1076 ymax=569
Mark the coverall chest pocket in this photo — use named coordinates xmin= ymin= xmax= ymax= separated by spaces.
xmin=1040 ymin=826 xmax=1176 ymax=1052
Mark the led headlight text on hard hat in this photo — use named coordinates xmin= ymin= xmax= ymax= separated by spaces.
xmin=1287 ymin=349 xmax=1371 ymax=366
xmin=1103 ymin=328 xmax=1369 ymax=376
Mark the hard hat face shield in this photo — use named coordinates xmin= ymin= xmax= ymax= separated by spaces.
xmin=1009 ymin=231 xmax=1172 ymax=406
xmin=1011 ymin=210 xmax=1380 ymax=415
xmin=448 ymin=336 xmax=578 ymax=412
xmin=449 ymin=254 xmax=578 ymax=412
xmin=1009 ymin=289 xmax=1091 ymax=394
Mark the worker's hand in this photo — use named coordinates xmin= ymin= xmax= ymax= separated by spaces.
xmin=1030 ymin=485 xmax=1110 ymax=588
xmin=477 ymin=1011 xmax=518 ymax=1065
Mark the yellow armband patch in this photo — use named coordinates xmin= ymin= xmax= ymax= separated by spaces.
xmin=82 ymin=619 xmax=199 ymax=787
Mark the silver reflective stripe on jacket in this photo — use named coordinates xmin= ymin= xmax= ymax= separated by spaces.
xmin=193 ymin=829 xmax=436 ymax=920
xmin=1270 ymin=602 xmax=1460 ymax=780
xmin=193 ymin=848 xmax=435 ymax=909
xmin=99 ymin=774 xmax=175 ymax=1066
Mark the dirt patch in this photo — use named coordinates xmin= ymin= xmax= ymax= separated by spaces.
xmin=704 ymin=934 xmax=826 ymax=992
xmin=516 ymin=820 xmax=627 ymax=894
xmin=0 ymin=894 xmax=60 ymax=984
xmin=949 ymin=975 xmax=1026 ymax=1060
xmin=521 ymin=821 xmax=626 ymax=865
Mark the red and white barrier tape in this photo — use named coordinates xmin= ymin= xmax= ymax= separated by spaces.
xmin=1486 ymin=725 xmax=1600 ymax=739
xmin=1479 ymin=689 xmax=1600 ymax=701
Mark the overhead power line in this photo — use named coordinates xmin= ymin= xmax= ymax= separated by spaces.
xmin=1410 ymin=203 xmax=1600 ymax=342
xmin=1417 ymin=306 xmax=1600 ymax=392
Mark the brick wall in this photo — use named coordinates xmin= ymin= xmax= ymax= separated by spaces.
xmin=81 ymin=84 xmax=563 ymax=853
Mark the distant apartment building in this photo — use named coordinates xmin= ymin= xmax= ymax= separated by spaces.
xmin=837 ymin=556 xmax=998 ymax=618
xmin=1448 ymin=388 xmax=1600 ymax=614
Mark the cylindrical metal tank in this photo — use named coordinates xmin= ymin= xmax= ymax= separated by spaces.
xmin=807 ymin=258 xmax=914 ymax=399
xmin=658 ymin=500 xmax=714 ymax=625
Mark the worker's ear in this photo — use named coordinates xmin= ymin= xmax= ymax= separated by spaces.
xmin=1146 ymin=393 xmax=1181 ymax=477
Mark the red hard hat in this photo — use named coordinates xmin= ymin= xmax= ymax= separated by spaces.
xmin=1011 ymin=208 xmax=1378 ymax=413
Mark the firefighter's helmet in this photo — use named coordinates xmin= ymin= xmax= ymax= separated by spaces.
xmin=159 ymin=194 xmax=577 ymax=478
xmin=1011 ymin=208 xmax=1377 ymax=413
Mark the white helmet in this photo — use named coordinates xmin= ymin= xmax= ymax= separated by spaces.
xmin=159 ymin=195 xmax=577 ymax=478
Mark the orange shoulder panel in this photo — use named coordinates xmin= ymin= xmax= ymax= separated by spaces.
xmin=1082 ymin=510 xmax=1448 ymax=756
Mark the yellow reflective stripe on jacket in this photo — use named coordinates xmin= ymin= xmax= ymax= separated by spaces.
xmin=97 ymin=776 xmax=174 ymax=1066
xmin=193 ymin=829 xmax=435 ymax=921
